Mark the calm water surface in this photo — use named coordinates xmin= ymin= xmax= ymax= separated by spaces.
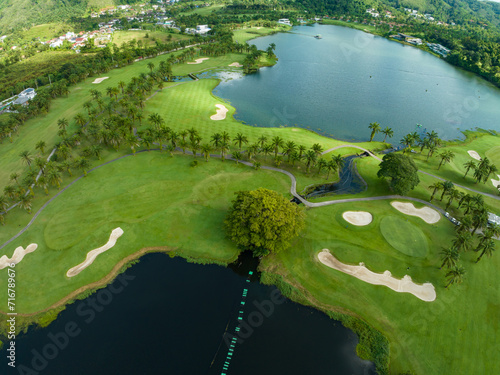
xmin=215 ymin=24 xmax=500 ymax=143
xmin=1 ymin=254 xmax=374 ymax=374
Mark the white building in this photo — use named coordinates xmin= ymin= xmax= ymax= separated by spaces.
xmin=12 ymin=88 xmax=37 ymax=106
xmin=196 ymin=25 xmax=211 ymax=34
xmin=50 ymin=39 xmax=63 ymax=48
xmin=277 ymin=19 xmax=291 ymax=26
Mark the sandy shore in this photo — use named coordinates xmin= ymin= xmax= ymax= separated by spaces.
xmin=92 ymin=77 xmax=109 ymax=84
xmin=467 ymin=150 xmax=481 ymax=160
xmin=210 ymin=104 xmax=229 ymax=120
xmin=67 ymin=228 xmax=124 ymax=277
xmin=228 ymin=62 xmax=243 ymax=67
xmin=391 ymin=201 xmax=440 ymax=224
xmin=187 ymin=58 xmax=209 ymax=65
xmin=342 ymin=211 xmax=372 ymax=226
xmin=318 ymin=249 xmax=436 ymax=302
xmin=0 ymin=244 xmax=38 ymax=269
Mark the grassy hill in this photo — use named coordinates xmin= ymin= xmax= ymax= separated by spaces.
xmin=0 ymin=0 xmax=142 ymax=34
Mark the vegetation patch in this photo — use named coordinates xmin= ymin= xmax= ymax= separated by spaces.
xmin=380 ymin=216 xmax=429 ymax=258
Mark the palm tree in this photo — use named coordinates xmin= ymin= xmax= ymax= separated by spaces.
xmin=476 ymin=239 xmax=496 ymax=263
xmin=253 ymin=161 xmax=262 ymax=170
xmin=36 ymin=176 xmax=49 ymax=195
xmin=219 ymin=142 xmax=230 ymax=161
xmin=35 ymin=140 xmax=46 ymax=154
xmin=381 ymin=127 xmax=393 ymax=143
xmin=57 ymin=118 xmax=69 ymax=131
xmin=147 ymin=62 xmax=155 ymax=74
xmin=76 ymin=157 xmax=91 ymax=177
xmin=428 ymin=182 xmax=443 ymax=202
xmin=47 ymin=169 xmax=62 ymax=189
xmin=91 ymin=145 xmax=103 ymax=160
xmin=233 ymin=133 xmax=248 ymax=150
xmin=297 ymin=145 xmax=307 ymax=159
xmin=211 ymin=133 xmax=222 ymax=149
xmin=60 ymin=160 xmax=74 ymax=177
xmin=437 ymin=151 xmax=455 ymax=170
xmin=20 ymin=150 xmax=34 ymax=169
xmin=440 ymin=181 xmax=454 ymax=201
xmin=304 ymin=150 xmax=317 ymax=173
xmin=451 ymin=231 xmax=473 ymax=253
xmin=440 ymin=247 xmax=459 ymax=269
xmin=10 ymin=173 xmax=20 ymax=186
xmin=445 ymin=189 xmax=460 ymax=210
xmin=331 ymin=154 xmax=344 ymax=174
xmin=283 ymin=141 xmax=297 ymax=162
xmin=18 ymin=194 xmax=33 ymax=214
xmin=400 ymin=134 xmax=414 ymax=153
xmin=463 ymin=161 xmax=476 ymax=179
xmin=271 ymin=136 xmax=284 ymax=158
xmin=311 ymin=143 xmax=324 ymax=156
xmin=426 ymin=130 xmax=439 ymax=146
xmin=368 ymin=122 xmax=381 ymax=142
xmin=74 ymin=113 xmax=87 ymax=129
xmin=201 ymin=144 xmax=212 ymax=162
xmin=257 ymin=135 xmax=268 ymax=148
xmin=316 ymin=158 xmax=328 ymax=176
xmin=457 ymin=193 xmax=471 ymax=209
xmin=445 ymin=265 xmax=465 ymax=288
xmin=232 ymin=151 xmax=243 ymax=164
xmin=325 ymin=160 xmax=338 ymax=180
xmin=426 ymin=144 xmax=438 ymax=161
xmin=484 ymin=164 xmax=498 ymax=184
xmin=0 ymin=195 xmax=10 ymax=213
xmin=471 ymin=210 xmax=489 ymax=235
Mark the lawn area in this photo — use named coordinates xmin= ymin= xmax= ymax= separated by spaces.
xmin=261 ymin=199 xmax=500 ymax=374
xmin=321 ymin=19 xmax=379 ymax=34
xmin=409 ymin=130 xmax=500 ymax=196
xmin=112 ymin=30 xmax=191 ymax=49
xmin=0 ymin=152 xmax=291 ymax=314
xmin=233 ymin=26 xmax=290 ymax=44
xmin=180 ymin=4 xmax=226 ymax=16
xmin=18 ymin=23 xmax=71 ymax=41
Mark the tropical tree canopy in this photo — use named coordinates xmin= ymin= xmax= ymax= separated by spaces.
xmin=224 ymin=188 xmax=306 ymax=257
xmin=377 ymin=153 xmax=420 ymax=195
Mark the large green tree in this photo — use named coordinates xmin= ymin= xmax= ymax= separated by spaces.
xmin=224 ymin=188 xmax=305 ymax=257
xmin=377 ymin=153 xmax=420 ymax=195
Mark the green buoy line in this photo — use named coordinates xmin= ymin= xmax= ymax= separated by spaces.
xmin=221 ymin=270 xmax=253 ymax=375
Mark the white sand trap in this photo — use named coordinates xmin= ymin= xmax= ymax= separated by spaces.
xmin=187 ymin=58 xmax=209 ymax=65
xmin=66 ymin=228 xmax=124 ymax=278
xmin=318 ymin=249 xmax=436 ymax=302
xmin=467 ymin=150 xmax=481 ymax=160
xmin=391 ymin=201 xmax=440 ymax=224
xmin=342 ymin=211 xmax=372 ymax=226
xmin=0 ymin=244 xmax=38 ymax=269
xmin=491 ymin=174 xmax=500 ymax=188
xmin=228 ymin=62 xmax=243 ymax=67
xmin=92 ymin=77 xmax=109 ymax=84
xmin=210 ymin=104 xmax=228 ymax=120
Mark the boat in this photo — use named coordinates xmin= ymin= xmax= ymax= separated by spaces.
xmin=315 ymin=34 xmax=322 ymax=39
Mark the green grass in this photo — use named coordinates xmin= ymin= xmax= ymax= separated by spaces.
xmin=321 ymin=19 xmax=379 ymax=34
xmin=261 ymin=199 xmax=500 ymax=374
xmin=232 ymin=26 xmax=290 ymax=44
xmin=0 ymin=152 xmax=292 ymax=313
xmin=180 ymin=4 xmax=226 ymax=16
xmin=112 ymin=30 xmax=191 ymax=49
xmin=380 ymin=216 xmax=429 ymax=258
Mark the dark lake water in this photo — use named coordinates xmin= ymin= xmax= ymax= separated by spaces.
xmin=214 ymin=24 xmax=500 ymax=143
xmin=1 ymin=254 xmax=374 ymax=374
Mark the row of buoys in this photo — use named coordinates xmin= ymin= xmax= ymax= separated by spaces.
xmin=221 ymin=271 xmax=253 ymax=374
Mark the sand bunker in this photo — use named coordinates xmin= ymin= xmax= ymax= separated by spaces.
xmin=92 ymin=77 xmax=109 ymax=84
xmin=491 ymin=174 xmax=500 ymax=188
xmin=228 ymin=62 xmax=243 ymax=67
xmin=318 ymin=249 xmax=436 ymax=302
xmin=210 ymin=104 xmax=229 ymax=120
xmin=0 ymin=244 xmax=38 ymax=269
xmin=342 ymin=211 xmax=372 ymax=226
xmin=187 ymin=58 xmax=209 ymax=65
xmin=391 ymin=201 xmax=440 ymax=224
xmin=467 ymin=150 xmax=481 ymax=161
xmin=66 ymin=228 xmax=124 ymax=277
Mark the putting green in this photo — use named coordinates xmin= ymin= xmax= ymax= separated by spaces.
xmin=379 ymin=216 xmax=429 ymax=258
